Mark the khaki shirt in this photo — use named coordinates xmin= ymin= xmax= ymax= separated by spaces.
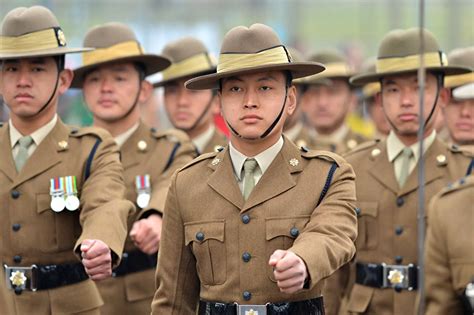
xmin=424 ymin=175 xmax=474 ymax=314
xmin=152 ymin=137 xmax=357 ymax=313
xmin=0 ymin=119 xmax=134 ymax=315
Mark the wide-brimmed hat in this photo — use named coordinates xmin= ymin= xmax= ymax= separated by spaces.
xmin=444 ymin=47 xmax=474 ymax=88
xmin=453 ymin=82 xmax=474 ymax=100
xmin=185 ymin=23 xmax=325 ymax=90
xmin=358 ymin=58 xmax=381 ymax=99
xmin=0 ymin=5 xmax=90 ymax=60
xmin=301 ymin=49 xmax=353 ymax=85
xmin=350 ymin=28 xmax=470 ymax=86
xmin=153 ymin=37 xmax=216 ymax=87
xmin=71 ymin=22 xmax=170 ymax=88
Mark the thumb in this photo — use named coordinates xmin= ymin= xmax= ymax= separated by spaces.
xmin=268 ymin=249 xmax=287 ymax=266
xmin=81 ymin=239 xmax=95 ymax=252
xmin=129 ymin=221 xmax=141 ymax=238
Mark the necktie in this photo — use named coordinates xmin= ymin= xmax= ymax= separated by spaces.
xmin=14 ymin=135 xmax=33 ymax=172
xmin=243 ymin=158 xmax=258 ymax=200
xmin=398 ymin=147 xmax=414 ymax=187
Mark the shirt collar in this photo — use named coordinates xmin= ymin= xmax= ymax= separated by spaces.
xmin=387 ymin=129 xmax=437 ymax=162
xmin=192 ymin=125 xmax=215 ymax=153
xmin=229 ymin=136 xmax=284 ymax=181
xmin=114 ymin=122 xmax=140 ymax=148
xmin=9 ymin=114 xmax=58 ymax=148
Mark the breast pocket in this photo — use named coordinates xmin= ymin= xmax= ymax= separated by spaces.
xmin=184 ymin=220 xmax=226 ymax=285
xmin=265 ymin=215 xmax=310 ymax=282
xmin=36 ymin=193 xmax=81 ymax=253
xmin=354 ymin=201 xmax=378 ymax=250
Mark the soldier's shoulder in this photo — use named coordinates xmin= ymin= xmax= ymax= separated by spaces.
xmin=150 ymin=127 xmax=190 ymax=144
xmin=438 ymin=176 xmax=474 ymax=199
xmin=344 ymin=139 xmax=381 ymax=159
xmin=300 ymin=147 xmax=346 ymax=166
xmin=68 ymin=126 xmax=112 ymax=140
xmin=447 ymin=143 xmax=474 ymax=158
xmin=0 ymin=121 xmax=4 ymax=128
xmin=178 ymin=151 xmax=220 ymax=172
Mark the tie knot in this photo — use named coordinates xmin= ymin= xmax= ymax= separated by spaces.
xmin=243 ymin=158 xmax=258 ymax=175
xmin=402 ymin=147 xmax=413 ymax=157
xmin=18 ymin=135 xmax=33 ymax=149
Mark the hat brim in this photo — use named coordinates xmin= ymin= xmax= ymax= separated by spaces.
xmin=0 ymin=47 xmax=92 ymax=60
xmin=70 ymin=54 xmax=171 ymax=88
xmin=152 ymin=68 xmax=216 ymax=88
xmin=185 ymin=62 xmax=325 ymax=90
xmin=350 ymin=65 xmax=471 ymax=86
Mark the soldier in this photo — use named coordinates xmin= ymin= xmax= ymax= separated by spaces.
xmin=70 ymin=23 xmax=197 ymax=314
xmin=443 ymin=47 xmax=474 ymax=154
xmin=0 ymin=6 xmax=134 ymax=314
xmin=300 ymin=49 xmax=368 ymax=154
xmin=153 ymin=37 xmax=227 ymax=154
xmin=423 ymin=175 xmax=474 ymax=314
xmin=283 ymin=47 xmax=317 ymax=148
xmin=336 ymin=28 xmax=471 ymax=315
xmin=151 ymin=23 xmax=358 ymax=314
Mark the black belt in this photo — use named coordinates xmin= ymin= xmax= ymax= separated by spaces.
xmin=4 ymin=262 xmax=88 ymax=295
xmin=198 ymin=297 xmax=325 ymax=315
xmin=356 ymin=262 xmax=418 ymax=291
xmin=112 ymin=250 xmax=157 ymax=277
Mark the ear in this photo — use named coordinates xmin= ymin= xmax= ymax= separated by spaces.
xmin=210 ymin=93 xmax=221 ymax=115
xmin=217 ymin=91 xmax=223 ymax=114
xmin=57 ymin=69 xmax=73 ymax=95
xmin=437 ymin=87 xmax=450 ymax=109
xmin=286 ymin=85 xmax=297 ymax=116
xmin=138 ymin=80 xmax=153 ymax=104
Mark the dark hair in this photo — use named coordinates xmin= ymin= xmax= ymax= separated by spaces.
xmin=54 ymin=55 xmax=65 ymax=72
xmin=133 ymin=62 xmax=146 ymax=81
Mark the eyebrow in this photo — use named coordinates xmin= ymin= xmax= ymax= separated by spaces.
xmin=224 ymin=74 xmax=279 ymax=84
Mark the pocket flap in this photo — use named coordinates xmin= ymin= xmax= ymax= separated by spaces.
xmin=354 ymin=201 xmax=378 ymax=217
xmin=265 ymin=215 xmax=310 ymax=241
xmin=184 ymin=220 xmax=225 ymax=246
xmin=346 ymin=283 xmax=374 ymax=312
xmin=36 ymin=193 xmax=52 ymax=214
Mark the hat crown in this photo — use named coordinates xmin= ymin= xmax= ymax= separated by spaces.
xmin=378 ymin=28 xmax=440 ymax=59
xmin=1 ymin=6 xmax=60 ymax=37
xmin=220 ymin=23 xmax=283 ymax=54
xmin=308 ymin=49 xmax=346 ymax=64
xmin=448 ymin=47 xmax=474 ymax=70
xmin=83 ymin=22 xmax=138 ymax=49
xmin=162 ymin=37 xmax=208 ymax=63
xmin=286 ymin=47 xmax=304 ymax=63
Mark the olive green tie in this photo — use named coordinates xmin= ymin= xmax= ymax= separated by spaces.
xmin=398 ymin=147 xmax=414 ymax=187
xmin=15 ymin=135 xmax=33 ymax=172
xmin=243 ymin=158 xmax=258 ymax=200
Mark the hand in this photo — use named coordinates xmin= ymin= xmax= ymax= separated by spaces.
xmin=268 ymin=249 xmax=308 ymax=294
xmin=81 ymin=239 xmax=112 ymax=281
xmin=129 ymin=214 xmax=162 ymax=254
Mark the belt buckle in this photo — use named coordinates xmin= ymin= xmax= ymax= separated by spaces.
xmin=235 ymin=303 xmax=267 ymax=315
xmin=382 ymin=263 xmax=412 ymax=290
xmin=4 ymin=264 xmax=38 ymax=291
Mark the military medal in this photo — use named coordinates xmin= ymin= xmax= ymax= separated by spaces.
xmin=50 ymin=177 xmax=65 ymax=212
xmin=135 ymin=174 xmax=151 ymax=208
xmin=64 ymin=176 xmax=80 ymax=211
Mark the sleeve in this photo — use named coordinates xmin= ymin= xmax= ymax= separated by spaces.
xmin=74 ymin=136 xmax=135 ymax=267
xmin=290 ymin=159 xmax=357 ymax=289
xmin=321 ymin=262 xmax=351 ymax=315
xmin=424 ymin=197 xmax=465 ymax=314
xmin=151 ymin=172 xmax=200 ymax=314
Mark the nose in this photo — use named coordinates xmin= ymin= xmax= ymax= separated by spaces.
xmin=243 ymin=89 xmax=259 ymax=109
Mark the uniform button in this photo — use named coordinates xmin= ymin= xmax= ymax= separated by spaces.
xmin=11 ymin=190 xmax=20 ymax=199
xmin=290 ymin=227 xmax=299 ymax=237
xmin=394 ymin=284 xmax=403 ymax=293
xmin=394 ymin=256 xmax=403 ymax=264
xmin=395 ymin=226 xmax=403 ymax=235
xmin=355 ymin=207 xmax=361 ymax=216
xmin=242 ymin=252 xmax=251 ymax=262
xmin=196 ymin=232 xmax=205 ymax=241
xmin=241 ymin=214 xmax=250 ymax=224
xmin=13 ymin=255 xmax=22 ymax=263
xmin=396 ymin=197 xmax=404 ymax=207
xmin=12 ymin=224 xmax=21 ymax=232
xmin=243 ymin=291 xmax=251 ymax=301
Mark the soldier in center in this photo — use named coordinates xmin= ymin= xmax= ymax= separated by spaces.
xmin=70 ymin=23 xmax=196 ymax=314
xmin=336 ymin=28 xmax=472 ymax=315
xmin=151 ymin=23 xmax=358 ymax=314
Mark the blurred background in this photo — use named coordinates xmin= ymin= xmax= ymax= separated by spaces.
xmin=1 ymin=0 xmax=473 ymax=129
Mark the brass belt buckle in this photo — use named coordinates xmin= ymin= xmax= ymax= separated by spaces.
xmin=4 ymin=264 xmax=38 ymax=291
xmin=382 ymin=263 xmax=414 ymax=290
xmin=235 ymin=303 xmax=267 ymax=315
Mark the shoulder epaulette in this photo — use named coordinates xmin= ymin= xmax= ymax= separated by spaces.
xmin=440 ymin=176 xmax=474 ymax=197
xmin=179 ymin=151 xmax=219 ymax=172
xmin=0 ymin=122 xmax=4 ymax=128
xmin=69 ymin=126 xmax=111 ymax=140
xmin=343 ymin=139 xmax=380 ymax=158
xmin=448 ymin=144 xmax=474 ymax=158
xmin=301 ymin=149 xmax=345 ymax=166
xmin=151 ymin=128 xmax=189 ymax=143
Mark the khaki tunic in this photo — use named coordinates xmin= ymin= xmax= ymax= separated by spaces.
xmin=0 ymin=119 xmax=134 ymax=315
xmin=285 ymin=124 xmax=318 ymax=149
xmin=97 ymin=122 xmax=196 ymax=314
xmin=424 ymin=175 xmax=474 ymax=314
xmin=313 ymin=129 xmax=369 ymax=155
xmin=335 ymin=138 xmax=471 ymax=315
xmin=200 ymin=128 xmax=228 ymax=155
xmin=151 ymin=138 xmax=358 ymax=314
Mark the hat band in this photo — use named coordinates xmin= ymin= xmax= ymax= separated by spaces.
xmin=362 ymin=82 xmax=381 ymax=98
xmin=0 ymin=27 xmax=66 ymax=53
xmin=82 ymin=41 xmax=144 ymax=67
xmin=162 ymin=52 xmax=215 ymax=81
xmin=217 ymin=45 xmax=290 ymax=73
xmin=444 ymin=72 xmax=474 ymax=88
xmin=376 ymin=51 xmax=448 ymax=73
xmin=304 ymin=62 xmax=351 ymax=81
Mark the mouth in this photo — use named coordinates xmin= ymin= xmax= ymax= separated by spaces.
xmin=240 ymin=114 xmax=263 ymax=123
xmin=98 ymin=99 xmax=117 ymax=107
xmin=455 ymin=122 xmax=473 ymax=131
xmin=398 ymin=113 xmax=418 ymax=122
xmin=15 ymin=93 xmax=33 ymax=101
